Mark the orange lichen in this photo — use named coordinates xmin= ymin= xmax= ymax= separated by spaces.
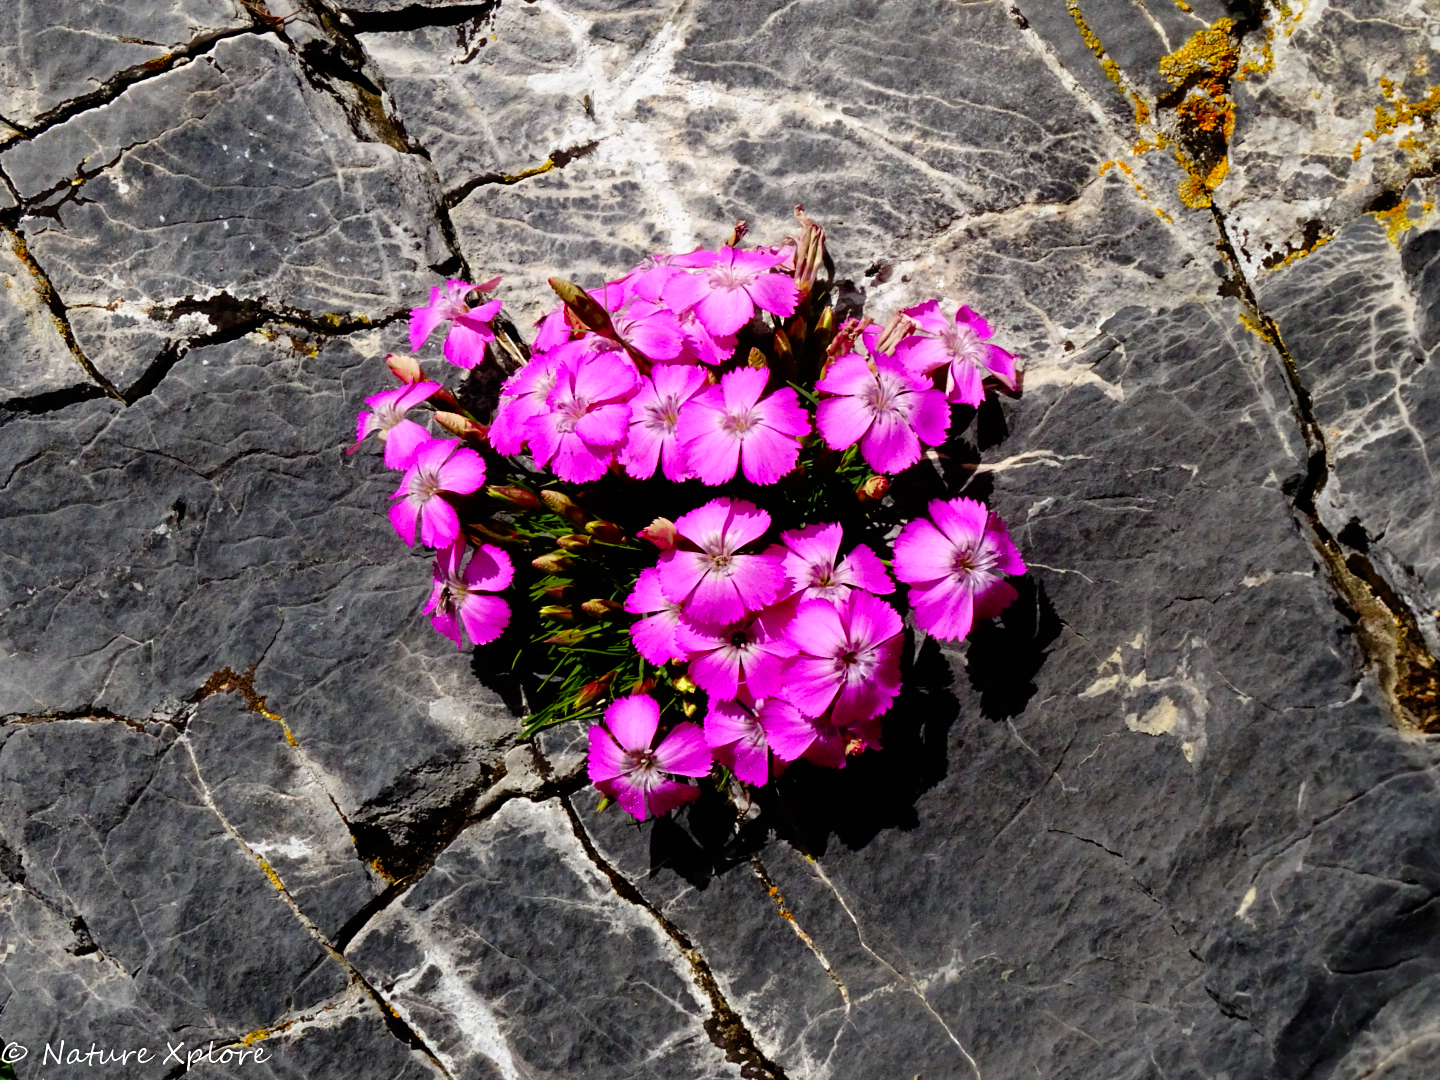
xmin=1263 ymin=234 xmax=1331 ymax=271
xmin=199 ymin=665 xmax=301 ymax=747
xmin=1354 ymin=76 xmax=1440 ymax=161
xmin=1371 ymin=199 xmax=1436 ymax=244
xmin=1159 ymin=19 xmax=1239 ymax=86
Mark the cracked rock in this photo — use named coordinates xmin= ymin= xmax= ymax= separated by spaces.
xmin=348 ymin=797 xmax=745 ymax=1080
xmin=1 ymin=32 xmax=444 ymax=391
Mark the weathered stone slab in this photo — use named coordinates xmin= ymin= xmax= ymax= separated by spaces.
xmin=0 ymin=234 xmax=88 ymax=403
xmin=187 ymin=691 xmax=383 ymax=939
xmin=186 ymin=989 xmax=446 ymax=1080
xmin=0 ymin=0 xmax=249 ymax=133
xmin=364 ymin=0 xmax=1110 ymax=328
xmin=1222 ymin=2 xmax=1438 ymax=274
xmin=0 ymin=717 xmax=349 ymax=1052
xmin=0 ymin=329 xmax=513 ymax=875
xmin=1257 ymin=205 xmax=1440 ymax=652
xmin=348 ymin=797 xmax=743 ymax=1080
xmin=1 ymin=32 xmax=444 ymax=392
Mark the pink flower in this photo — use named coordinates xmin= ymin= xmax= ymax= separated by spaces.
xmin=351 ymin=381 xmax=442 ymax=469
xmin=675 ymin=605 xmax=796 ymax=701
xmin=772 ymin=522 xmax=893 ymax=603
xmin=704 ymin=697 xmax=774 ymax=785
xmin=893 ymin=496 xmax=1026 ymax=641
xmin=588 ymin=695 xmax=712 ymax=821
xmin=528 ymin=347 xmax=640 ymax=482
xmin=895 ymin=300 xmax=1016 ymax=406
xmin=425 ymin=542 xmax=513 ymax=649
xmin=621 ymin=364 xmax=709 ymax=481
xmin=815 ymin=352 xmax=950 ymax=473
xmin=783 ymin=591 xmax=904 ymax=726
xmin=676 ymin=367 xmax=810 ymax=486
xmin=532 ymin=304 xmax=572 ymax=352
xmin=389 ymin=437 xmax=487 ymax=548
xmin=662 ymin=247 xmax=800 ymax=337
xmin=624 ymin=567 xmax=686 ymax=665
xmin=489 ymin=351 xmax=563 ymax=456
xmin=759 ymin=694 xmax=849 ymax=769
xmin=611 ymin=299 xmax=685 ymax=362
xmin=409 ymin=278 xmax=504 ymax=369
xmin=656 ymin=498 xmax=785 ymax=625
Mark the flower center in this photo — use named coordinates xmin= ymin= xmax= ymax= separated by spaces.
xmin=723 ymin=410 xmax=755 ymax=436
xmin=709 ymin=263 xmax=755 ymax=290
xmin=942 ymin=323 xmax=986 ymax=365
xmin=411 ymin=467 xmax=443 ymax=502
xmin=624 ymin=748 xmax=659 ymax=777
xmin=952 ymin=544 xmax=998 ymax=577
xmin=839 ymin=649 xmax=859 ymax=666
xmin=375 ymin=402 xmax=404 ymax=430
xmin=729 ymin=630 xmax=750 ymax=648
xmin=863 ymin=380 xmax=899 ymax=415
xmin=709 ymin=553 xmax=734 ymax=575
xmin=437 ymin=580 xmax=468 ymax=614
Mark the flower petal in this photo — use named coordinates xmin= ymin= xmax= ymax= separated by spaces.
xmin=654 ymin=721 xmax=713 ymax=777
xmin=604 ymin=694 xmax=660 ymax=752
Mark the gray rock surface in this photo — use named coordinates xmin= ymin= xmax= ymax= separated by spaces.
xmin=3 ymin=2 xmax=1440 ymax=1078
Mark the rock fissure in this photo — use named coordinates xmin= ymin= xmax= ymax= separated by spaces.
xmin=559 ymin=795 xmax=792 ymax=1080
xmin=339 ymin=1 xmax=501 ymax=35
xmin=0 ymin=24 xmax=265 ymax=148
xmin=749 ymin=855 xmax=850 ymax=1007
xmin=176 ymin=735 xmax=459 ymax=1080
xmin=2 ymin=227 xmax=122 ymax=401
xmin=443 ymin=139 xmax=601 ymax=210
xmin=1209 ymin=202 xmax=1440 ymax=731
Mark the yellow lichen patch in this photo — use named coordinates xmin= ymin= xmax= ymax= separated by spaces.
xmin=1065 ymin=0 xmax=1153 ymax=126
xmin=1237 ymin=310 xmax=1280 ymax=347
xmin=1099 ymin=159 xmax=1175 ymax=222
xmin=1371 ymin=199 xmax=1437 ymax=244
xmin=1264 ymin=233 xmax=1331 ymax=271
xmin=1176 ymin=78 xmax=1237 ymax=138
xmin=1354 ymin=76 xmax=1440 ymax=161
xmin=1159 ymin=19 xmax=1239 ymax=86
xmin=198 ymin=665 xmax=301 ymax=747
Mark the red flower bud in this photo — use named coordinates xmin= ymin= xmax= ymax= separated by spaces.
xmin=638 ymin=518 xmax=677 ymax=550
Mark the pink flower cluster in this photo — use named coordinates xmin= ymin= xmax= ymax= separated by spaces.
xmin=595 ymin=494 xmax=1023 ymax=816
xmin=354 ymin=224 xmax=1030 ymax=822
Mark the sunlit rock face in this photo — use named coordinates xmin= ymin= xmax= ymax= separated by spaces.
xmin=3 ymin=3 xmax=1440 ymax=1079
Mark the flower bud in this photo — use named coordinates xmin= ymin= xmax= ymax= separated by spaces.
xmin=574 ymin=670 xmax=617 ymax=709
xmin=385 ymin=352 xmax=425 ymax=384
xmin=486 ymin=485 xmax=541 ymax=511
xmin=542 ymin=584 xmax=572 ymax=601
xmin=673 ymin=674 xmax=698 ymax=695
xmin=538 ymin=604 xmax=574 ymax=622
xmin=434 ymin=411 xmax=488 ymax=439
xmin=531 ymin=551 xmax=576 ymax=574
xmin=747 ymin=346 xmax=768 ymax=370
xmin=556 ymin=534 xmax=592 ymax=552
xmin=874 ymin=311 xmax=919 ymax=355
xmin=544 ymin=629 xmax=587 ymax=645
xmin=584 ymin=519 xmax=627 ymax=543
xmin=681 ymin=700 xmax=699 ymax=717
xmin=540 ymin=490 xmax=591 ymax=526
xmin=857 ymin=475 xmax=891 ymax=504
xmin=638 ymin=518 xmax=677 ymax=550
xmin=629 ymin=675 xmax=657 ymax=696
xmin=466 ymin=520 xmax=523 ymax=546
xmin=580 ymin=598 xmax=624 ymax=619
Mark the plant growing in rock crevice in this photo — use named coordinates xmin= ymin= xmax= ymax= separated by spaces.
xmin=352 ymin=208 xmax=1028 ymax=819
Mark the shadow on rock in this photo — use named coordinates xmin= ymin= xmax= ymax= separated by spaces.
xmin=965 ymin=576 xmax=1063 ymax=721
